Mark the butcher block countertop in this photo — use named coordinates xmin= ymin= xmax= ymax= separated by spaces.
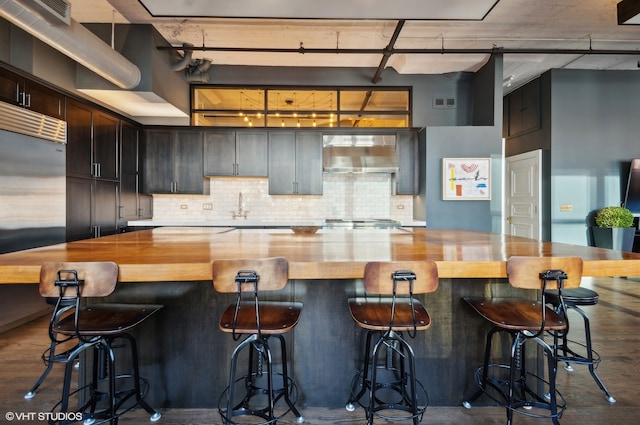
xmin=2 ymin=227 xmax=640 ymax=284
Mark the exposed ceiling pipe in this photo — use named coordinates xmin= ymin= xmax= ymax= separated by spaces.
xmin=0 ymin=0 xmax=141 ymax=89
xmin=372 ymin=20 xmax=405 ymax=83
xmin=159 ymin=45 xmax=640 ymax=56
xmin=172 ymin=42 xmax=194 ymax=71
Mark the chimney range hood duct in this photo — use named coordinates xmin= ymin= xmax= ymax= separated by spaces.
xmin=0 ymin=0 xmax=141 ymax=89
xmin=323 ymin=134 xmax=399 ymax=173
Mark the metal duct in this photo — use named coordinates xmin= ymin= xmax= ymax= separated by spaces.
xmin=0 ymin=0 xmax=141 ymax=89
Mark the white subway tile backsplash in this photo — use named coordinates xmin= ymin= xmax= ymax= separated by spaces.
xmin=151 ymin=174 xmax=414 ymax=221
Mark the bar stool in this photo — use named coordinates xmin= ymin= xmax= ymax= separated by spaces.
xmin=544 ymin=286 xmax=616 ymax=403
xmin=212 ymin=257 xmax=304 ymax=425
xmin=345 ymin=261 xmax=439 ymax=425
xmin=38 ymin=261 xmax=163 ymax=425
xmin=462 ymin=256 xmax=583 ymax=425
xmin=24 ymin=297 xmax=79 ymax=400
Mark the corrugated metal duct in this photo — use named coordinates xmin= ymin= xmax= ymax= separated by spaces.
xmin=0 ymin=0 xmax=141 ymax=89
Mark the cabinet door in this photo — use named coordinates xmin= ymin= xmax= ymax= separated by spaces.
xmin=66 ymin=100 xmax=93 ymax=178
xmin=295 ymin=132 xmax=323 ymax=195
xmin=142 ymin=130 xmax=174 ymax=193
xmin=236 ymin=132 xmax=268 ymax=176
xmin=93 ymin=111 xmax=119 ymax=180
xmin=94 ymin=180 xmax=119 ymax=237
xmin=396 ymin=131 xmax=418 ymax=195
xmin=268 ymin=132 xmax=296 ymax=195
xmin=204 ymin=131 xmax=236 ymax=176
xmin=66 ymin=177 xmax=93 ymax=242
xmin=119 ymin=122 xmax=139 ymax=220
xmin=173 ymin=129 xmax=203 ymax=194
xmin=0 ymin=70 xmax=21 ymax=107
xmin=24 ymin=80 xmax=64 ymax=119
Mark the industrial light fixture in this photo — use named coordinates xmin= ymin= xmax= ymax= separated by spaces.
xmin=618 ymin=0 xmax=640 ymax=24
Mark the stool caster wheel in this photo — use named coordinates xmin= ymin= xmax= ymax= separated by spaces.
xmin=606 ymin=395 xmax=617 ymax=404
xmin=296 ymin=415 xmax=305 ymax=423
xmin=345 ymin=402 xmax=356 ymax=412
xmin=83 ymin=418 xmax=96 ymax=425
xmin=150 ymin=412 xmax=162 ymax=422
xmin=564 ymin=364 xmax=574 ymax=372
xmin=462 ymin=401 xmax=472 ymax=409
xmin=24 ymin=391 xmax=36 ymax=399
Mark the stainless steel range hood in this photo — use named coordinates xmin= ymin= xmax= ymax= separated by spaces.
xmin=323 ymin=134 xmax=398 ymax=173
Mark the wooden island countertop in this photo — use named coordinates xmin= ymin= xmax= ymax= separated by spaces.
xmin=2 ymin=226 xmax=640 ymax=284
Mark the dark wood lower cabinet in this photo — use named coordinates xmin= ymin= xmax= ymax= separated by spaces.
xmin=66 ymin=177 xmax=118 ymax=242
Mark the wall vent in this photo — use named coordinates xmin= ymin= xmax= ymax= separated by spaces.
xmin=20 ymin=0 xmax=71 ymax=25
xmin=433 ymin=97 xmax=456 ymax=109
xmin=0 ymin=101 xmax=67 ymax=144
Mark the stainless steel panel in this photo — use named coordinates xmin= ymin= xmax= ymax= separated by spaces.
xmin=0 ymin=129 xmax=66 ymax=253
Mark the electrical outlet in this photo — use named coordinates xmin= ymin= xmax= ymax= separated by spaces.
xmin=203 ymin=203 xmax=212 ymax=210
xmin=559 ymin=204 xmax=573 ymax=212
xmin=180 ymin=204 xmax=188 ymax=209
xmin=396 ymin=204 xmax=405 ymax=209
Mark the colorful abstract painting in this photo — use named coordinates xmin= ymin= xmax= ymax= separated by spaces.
xmin=442 ymin=158 xmax=491 ymax=200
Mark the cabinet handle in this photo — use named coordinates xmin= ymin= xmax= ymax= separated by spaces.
xmin=15 ymin=84 xmax=20 ymax=104
xmin=25 ymin=93 xmax=31 ymax=108
xmin=92 ymin=225 xmax=101 ymax=238
xmin=118 ymin=205 xmax=125 ymax=219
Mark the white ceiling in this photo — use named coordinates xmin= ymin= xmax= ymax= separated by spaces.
xmin=65 ymin=0 xmax=640 ymax=117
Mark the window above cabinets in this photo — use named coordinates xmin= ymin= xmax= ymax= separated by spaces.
xmin=192 ymin=86 xmax=411 ymax=128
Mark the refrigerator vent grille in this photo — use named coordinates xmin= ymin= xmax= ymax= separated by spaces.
xmin=0 ymin=101 xmax=66 ymax=144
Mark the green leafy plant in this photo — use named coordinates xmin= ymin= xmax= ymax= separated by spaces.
xmin=595 ymin=206 xmax=634 ymax=228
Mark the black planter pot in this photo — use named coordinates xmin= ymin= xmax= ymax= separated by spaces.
xmin=592 ymin=227 xmax=635 ymax=252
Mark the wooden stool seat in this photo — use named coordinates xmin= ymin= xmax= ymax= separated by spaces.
xmin=348 ymin=298 xmax=431 ymax=332
xmin=219 ymin=301 xmax=303 ymax=335
xmin=54 ymin=303 xmax=162 ymax=336
xmin=464 ymin=298 xmax=567 ymax=331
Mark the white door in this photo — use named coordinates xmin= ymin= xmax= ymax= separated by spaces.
xmin=505 ymin=150 xmax=542 ymax=239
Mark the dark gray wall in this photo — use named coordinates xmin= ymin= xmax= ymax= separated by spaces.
xmin=549 ymin=69 xmax=640 ymax=245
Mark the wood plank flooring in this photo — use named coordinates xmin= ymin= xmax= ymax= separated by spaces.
xmin=1 ymin=276 xmax=639 ymax=424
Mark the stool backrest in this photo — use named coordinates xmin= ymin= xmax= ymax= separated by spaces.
xmin=364 ymin=261 xmax=439 ymax=295
xmin=212 ymin=257 xmax=289 ymax=293
xmin=39 ymin=262 xmax=119 ymax=298
xmin=507 ymin=256 xmax=583 ymax=290
xmin=39 ymin=262 xmax=119 ymax=343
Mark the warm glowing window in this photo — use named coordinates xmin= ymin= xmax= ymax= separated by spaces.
xmin=192 ymin=87 xmax=410 ymax=128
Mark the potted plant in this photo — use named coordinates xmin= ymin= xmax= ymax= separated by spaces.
xmin=592 ymin=206 xmax=636 ymax=251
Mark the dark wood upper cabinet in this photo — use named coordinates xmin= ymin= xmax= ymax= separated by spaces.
xmin=204 ymin=131 xmax=268 ymax=176
xmin=65 ymin=99 xmax=93 ymax=178
xmin=0 ymin=68 xmax=64 ymax=119
xmin=268 ymin=131 xmax=322 ymax=195
xmin=66 ymin=99 xmax=119 ymax=181
xmin=142 ymin=128 xmax=204 ymax=194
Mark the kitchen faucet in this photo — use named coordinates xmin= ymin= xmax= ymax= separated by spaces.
xmin=231 ymin=191 xmax=249 ymax=219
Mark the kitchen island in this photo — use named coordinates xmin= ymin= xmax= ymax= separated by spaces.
xmin=1 ymin=227 xmax=640 ymax=408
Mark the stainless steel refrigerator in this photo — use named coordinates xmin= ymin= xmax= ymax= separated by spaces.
xmin=0 ymin=100 xmax=67 ymax=331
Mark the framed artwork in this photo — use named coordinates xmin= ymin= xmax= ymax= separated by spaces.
xmin=442 ymin=158 xmax=491 ymax=200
